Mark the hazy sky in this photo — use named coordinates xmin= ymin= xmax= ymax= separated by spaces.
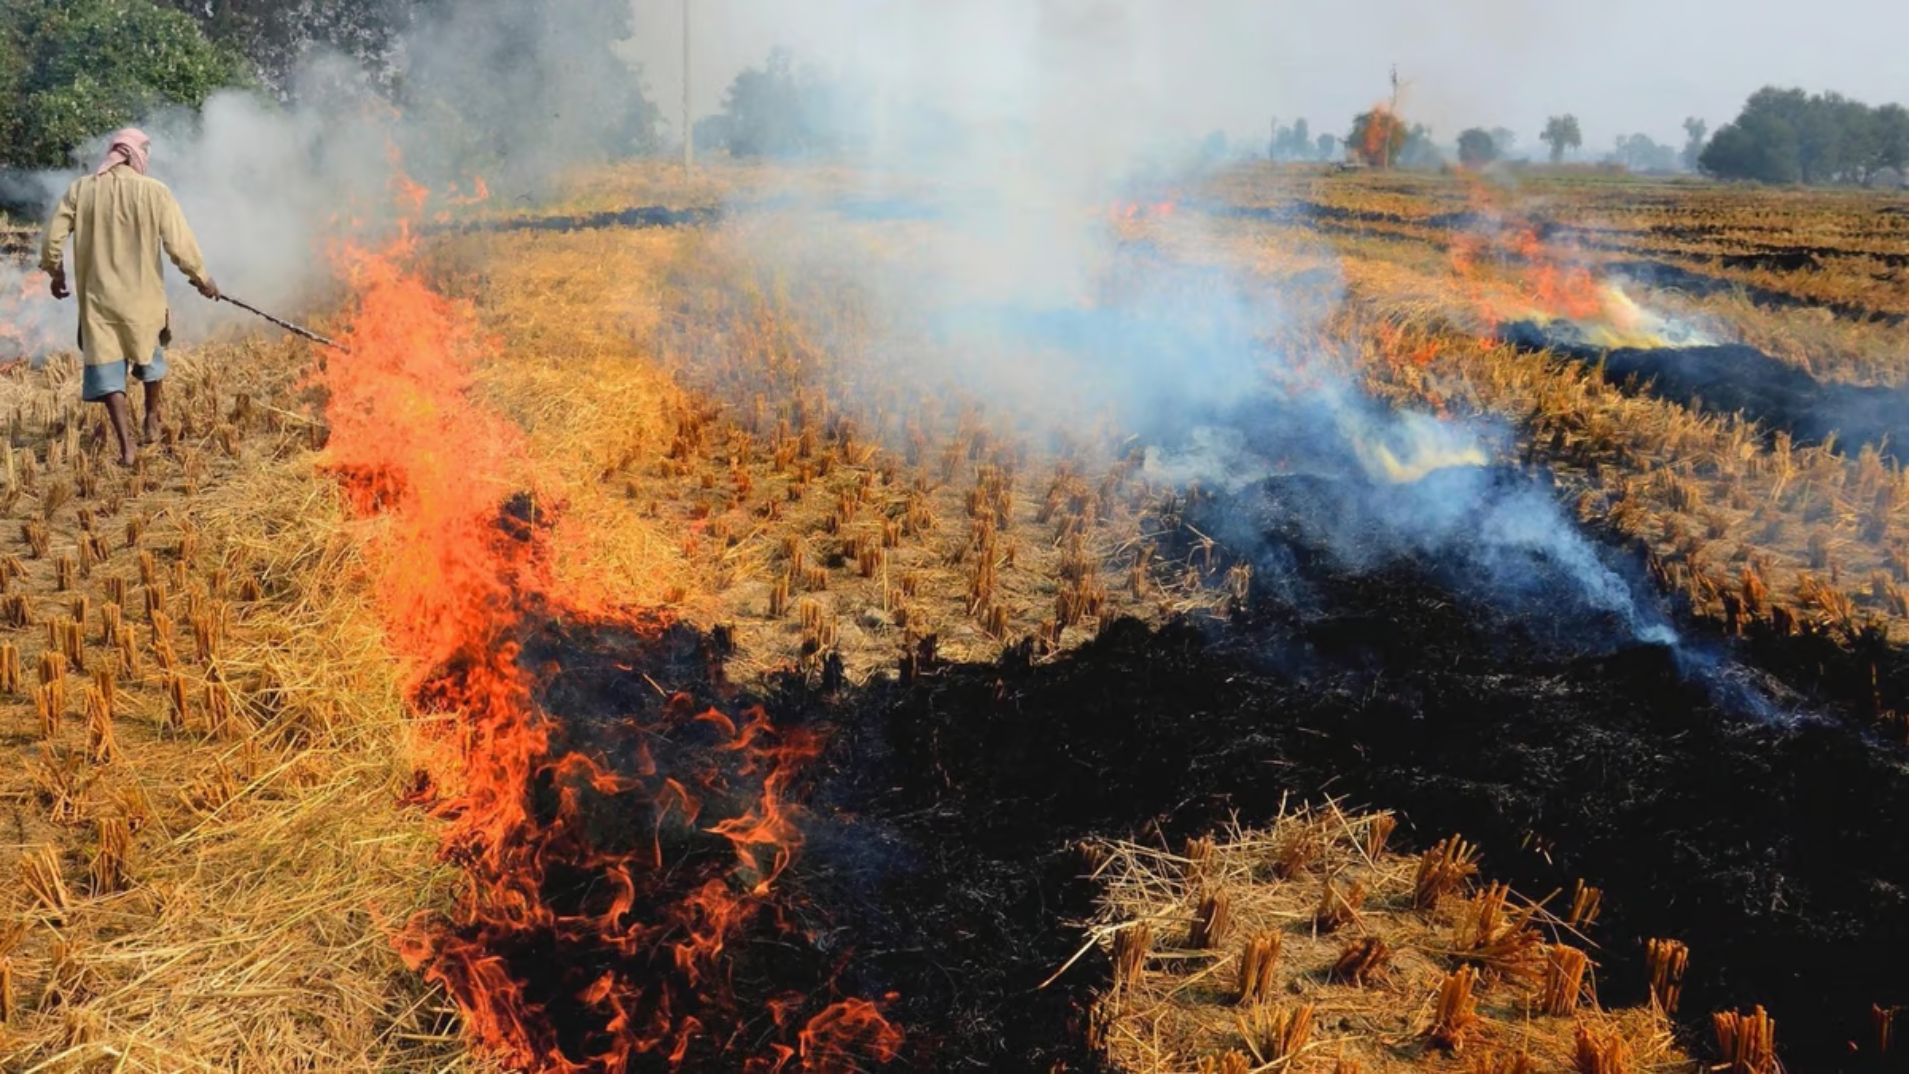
xmin=625 ymin=0 xmax=1908 ymax=153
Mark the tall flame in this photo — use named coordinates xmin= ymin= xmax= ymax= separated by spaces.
xmin=319 ymin=217 xmax=898 ymax=1070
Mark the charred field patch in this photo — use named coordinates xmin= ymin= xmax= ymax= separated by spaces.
xmin=500 ymin=453 xmax=1905 ymax=1071
xmin=1499 ymin=319 xmax=1909 ymax=461
xmin=1605 ymin=258 xmax=1908 ymax=326
xmin=379 ymin=167 xmax=1905 ymax=1073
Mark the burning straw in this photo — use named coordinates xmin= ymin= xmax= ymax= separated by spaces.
xmin=322 ymin=226 xmax=898 ymax=1070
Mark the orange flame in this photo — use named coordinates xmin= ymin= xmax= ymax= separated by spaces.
xmin=1358 ymin=105 xmax=1396 ymax=168
xmin=1443 ymin=176 xmax=1611 ymax=336
xmin=0 ymin=269 xmax=62 ymax=360
xmin=321 ymin=193 xmax=899 ymax=1070
xmin=448 ymin=175 xmax=492 ymax=207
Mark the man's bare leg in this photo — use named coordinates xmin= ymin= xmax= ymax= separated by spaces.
xmin=100 ymin=392 xmax=137 ymax=466
xmin=141 ymin=379 xmax=165 ymax=445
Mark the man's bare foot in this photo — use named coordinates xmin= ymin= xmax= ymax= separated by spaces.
xmin=118 ymin=450 xmax=138 ymax=468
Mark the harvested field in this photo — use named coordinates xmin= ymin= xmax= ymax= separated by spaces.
xmin=0 ymin=149 xmax=1904 ymax=1076
xmin=1164 ymin=167 xmax=1908 ymax=675
xmin=0 ymin=342 xmax=462 ymax=1070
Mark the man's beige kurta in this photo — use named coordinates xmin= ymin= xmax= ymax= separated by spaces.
xmin=37 ymin=164 xmax=209 ymax=369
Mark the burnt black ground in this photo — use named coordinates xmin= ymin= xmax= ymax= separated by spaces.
xmin=489 ymin=452 xmax=1906 ymax=1072
xmin=1500 ymin=319 xmax=1908 ymax=461
xmin=1606 ymin=258 xmax=1907 ymax=326
xmin=767 ymin=468 xmax=1908 ymax=1072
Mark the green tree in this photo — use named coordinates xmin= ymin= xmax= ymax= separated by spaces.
xmin=714 ymin=48 xmax=840 ymax=158
xmin=1398 ymin=123 xmax=1446 ymax=167
xmin=158 ymin=0 xmax=409 ymax=95
xmin=1315 ymin=131 xmax=1337 ymax=160
xmin=1540 ymin=114 xmax=1581 ymax=162
xmin=0 ymin=0 xmax=245 ymax=169
xmin=1681 ymin=116 xmax=1708 ymax=171
xmin=1698 ymin=112 xmax=1797 ymax=183
xmin=1698 ymin=86 xmax=1905 ymax=184
xmin=1267 ymin=116 xmax=1312 ymax=160
xmin=1456 ymin=127 xmax=1497 ymax=168
xmin=1869 ymin=102 xmax=1907 ymax=173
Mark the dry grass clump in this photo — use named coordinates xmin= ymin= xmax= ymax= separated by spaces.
xmin=477 ymin=223 xmax=1226 ymax=689
xmin=1448 ymin=882 xmax=1544 ymax=981
xmin=1077 ymin=800 xmax=1690 ymax=1073
xmin=1330 ymin=935 xmax=1390 ymax=986
xmin=1646 ymin=937 xmax=1688 ymax=1015
xmin=1238 ymin=1001 xmax=1315 ymax=1069
xmin=1413 ymin=833 xmax=1478 ymax=909
xmin=1234 ymin=931 xmax=1283 ymax=1005
xmin=1188 ymin=889 xmax=1234 ymax=950
xmin=1110 ymin=923 xmax=1151 ymax=995
xmin=1424 ymin=964 xmax=1479 ymax=1050
xmin=1573 ymin=1021 xmax=1629 ymax=1073
xmin=1313 ymin=876 xmax=1367 ymax=932
xmin=1712 ymin=1006 xmax=1781 ymax=1074
xmin=1568 ymin=877 xmax=1602 ymax=929
xmin=1541 ymin=943 xmax=1590 ymax=1017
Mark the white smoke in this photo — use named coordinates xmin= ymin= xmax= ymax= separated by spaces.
xmin=2 ymin=0 xmax=665 ymax=359
xmin=653 ymin=2 xmax=1680 ymax=646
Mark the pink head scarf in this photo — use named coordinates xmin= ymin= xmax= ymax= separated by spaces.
xmin=93 ymin=128 xmax=151 ymax=176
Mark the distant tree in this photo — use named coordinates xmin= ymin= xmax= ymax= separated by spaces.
xmin=1316 ymin=131 xmax=1337 ymax=160
xmin=1681 ymin=116 xmax=1708 ymax=171
xmin=1540 ymin=114 xmax=1582 ymax=162
xmin=1698 ymin=112 xmax=1797 ymax=183
xmin=1610 ymin=133 xmax=1679 ymax=172
xmin=1456 ymin=127 xmax=1497 ymax=168
xmin=1345 ymin=107 xmax=1407 ymax=167
xmin=715 ymin=47 xmax=839 ymax=158
xmin=1869 ymin=102 xmax=1908 ymax=174
xmin=398 ymin=0 xmax=664 ymax=184
xmin=1267 ymin=115 xmax=1312 ymax=160
xmin=1399 ymin=123 xmax=1446 ymax=168
xmin=0 ymin=0 xmax=246 ymax=169
xmin=1489 ymin=126 xmax=1516 ymax=157
xmin=1698 ymin=86 xmax=1905 ymax=184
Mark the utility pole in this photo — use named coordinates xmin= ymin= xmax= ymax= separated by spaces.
xmin=682 ymin=0 xmax=693 ymax=174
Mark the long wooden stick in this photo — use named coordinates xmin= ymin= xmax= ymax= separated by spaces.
xmin=219 ymin=295 xmax=344 ymax=351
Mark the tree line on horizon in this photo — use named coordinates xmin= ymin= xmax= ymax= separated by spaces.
xmin=0 ymin=2 xmax=1905 ymax=190
xmin=1332 ymin=89 xmax=1904 ymax=184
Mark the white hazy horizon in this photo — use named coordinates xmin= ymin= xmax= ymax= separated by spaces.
xmin=624 ymin=0 xmax=1909 ymax=156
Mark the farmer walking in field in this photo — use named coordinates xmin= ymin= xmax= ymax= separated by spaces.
xmin=38 ymin=128 xmax=220 ymax=467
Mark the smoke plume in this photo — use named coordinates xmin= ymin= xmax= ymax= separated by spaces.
xmin=2 ymin=0 xmax=664 ymax=353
